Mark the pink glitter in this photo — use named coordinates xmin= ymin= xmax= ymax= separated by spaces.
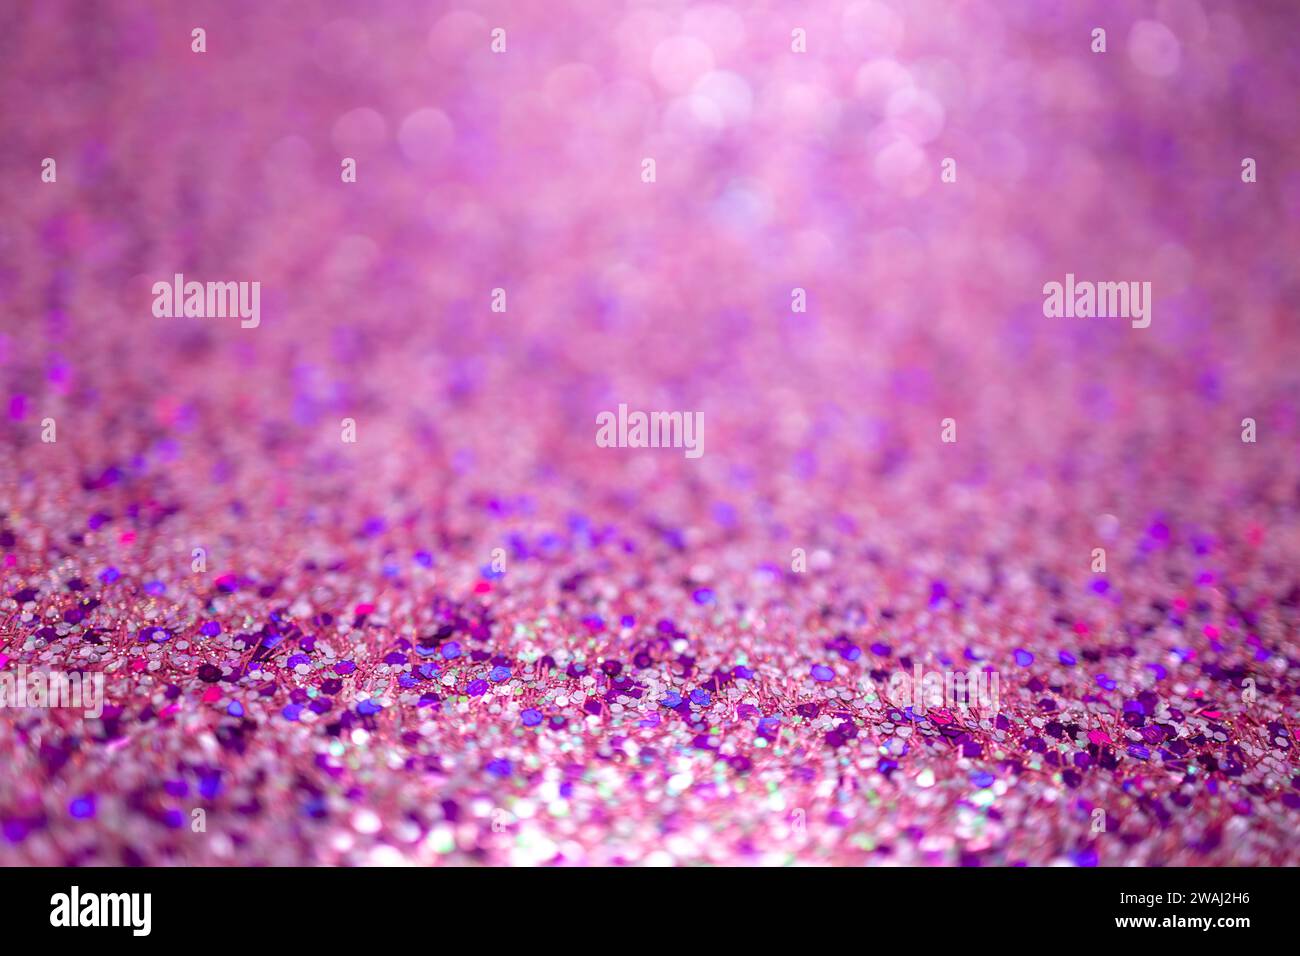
xmin=1 ymin=1 xmax=1299 ymax=867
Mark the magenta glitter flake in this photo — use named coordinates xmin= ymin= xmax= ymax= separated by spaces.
xmin=1 ymin=1 xmax=1299 ymax=868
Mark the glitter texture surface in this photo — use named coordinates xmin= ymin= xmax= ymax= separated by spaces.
xmin=1 ymin=1 xmax=1299 ymax=866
